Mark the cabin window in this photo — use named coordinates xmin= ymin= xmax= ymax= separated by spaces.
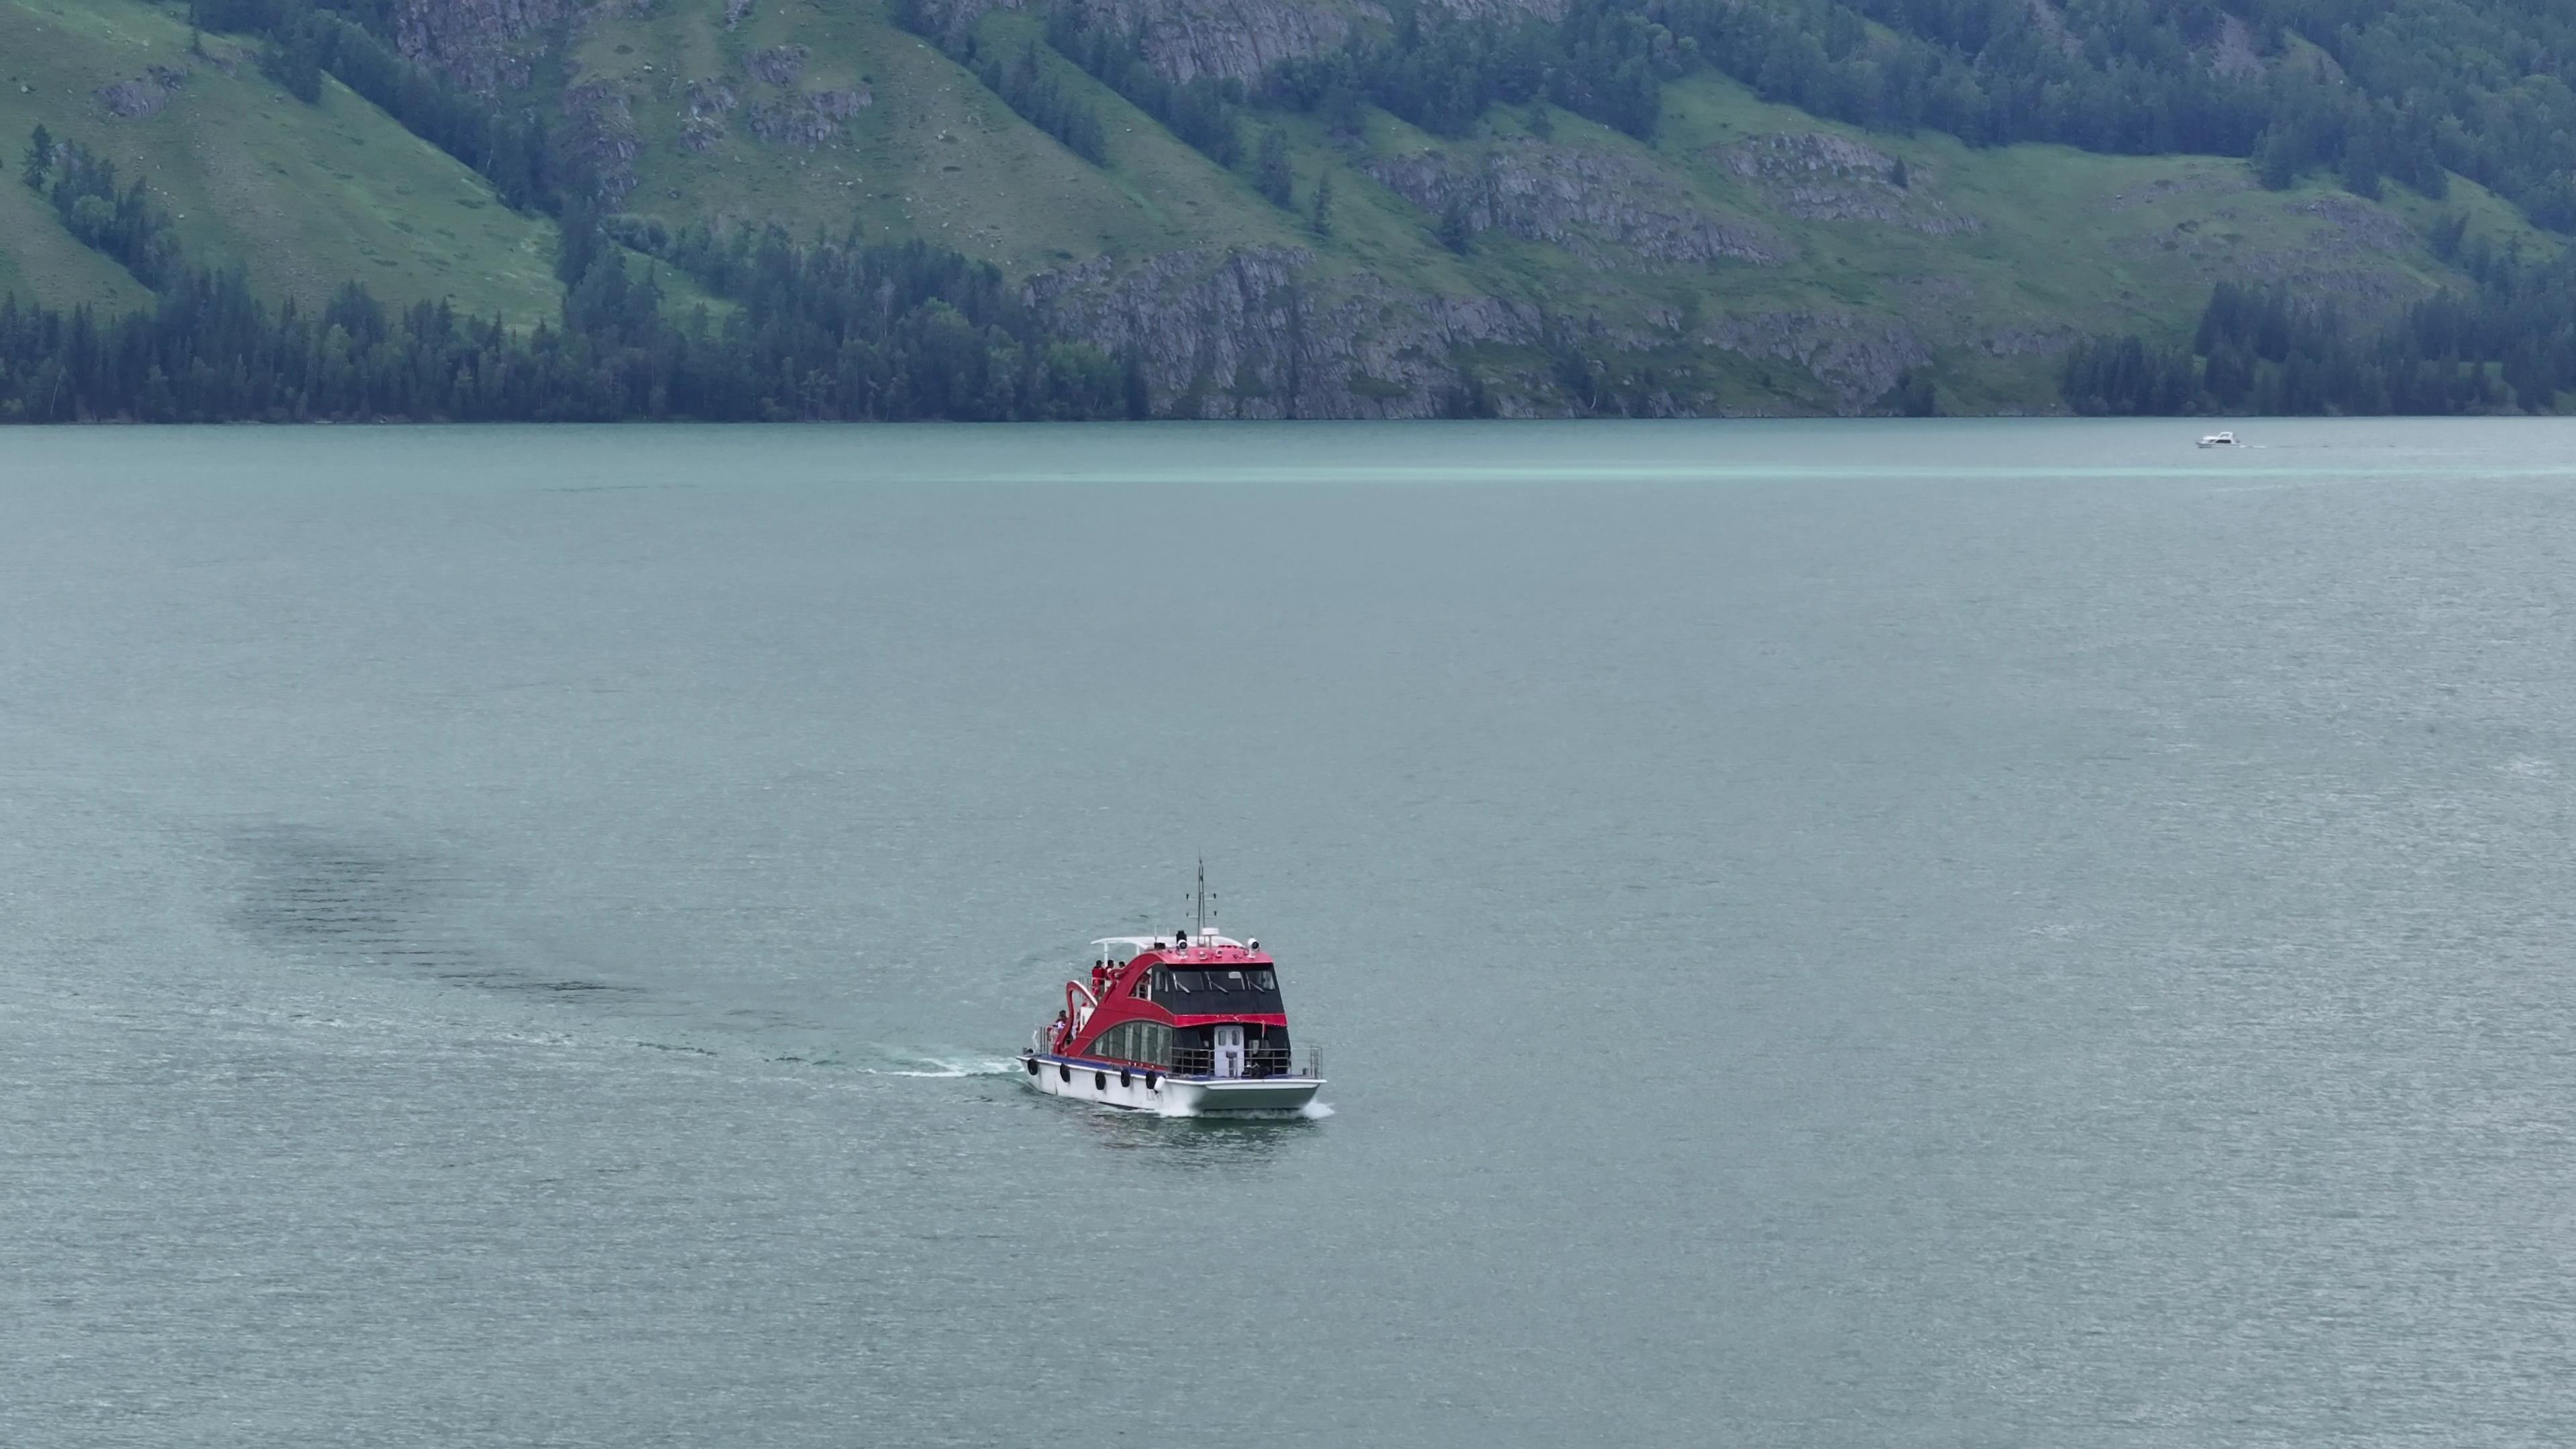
xmin=1089 ymin=1020 xmax=1172 ymax=1069
xmin=1252 ymin=970 xmax=1275 ymax=991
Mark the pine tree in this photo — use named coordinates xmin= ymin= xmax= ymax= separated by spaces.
xmin=22 ymin=124 xmax=52 ymax=192
xmin=1308 ymin=173 xmax=1334 ymax=238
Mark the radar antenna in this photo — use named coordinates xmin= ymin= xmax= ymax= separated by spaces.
xmin=1194 ymin=856 xmax=1209 ymax=940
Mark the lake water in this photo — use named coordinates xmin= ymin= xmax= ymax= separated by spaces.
xmin=3 ymin=419 xmax=2573 ymax=1447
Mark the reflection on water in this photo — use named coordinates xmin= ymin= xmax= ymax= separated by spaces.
xmin=1065 ymin=1099 xmax=1323 ymax=1169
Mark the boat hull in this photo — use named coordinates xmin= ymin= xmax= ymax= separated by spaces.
xmin=1019 ymin=1054 xmax=1322 ymax=1116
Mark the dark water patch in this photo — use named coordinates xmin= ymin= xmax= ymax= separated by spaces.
xmin=228 ymin=822 xmax=643 ymax=1005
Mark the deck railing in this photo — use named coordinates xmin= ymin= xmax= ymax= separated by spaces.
xmin=1167 ymin=1045 xmax=1320 ymax=1080
xmin=1031 ymin=1030 xmax=1320 ymax=1080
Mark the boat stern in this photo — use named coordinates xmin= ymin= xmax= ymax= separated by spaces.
xmin=1154 ymin=1074 xmax=1325 ymax=1117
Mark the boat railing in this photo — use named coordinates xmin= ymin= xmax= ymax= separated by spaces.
xmin=1166 ymin=1044 xmax=1321 ymax=1081
xmin=1028 ymin=1030 xmax=1321 ymax=1080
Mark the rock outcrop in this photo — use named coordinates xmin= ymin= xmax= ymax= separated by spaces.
xmin=1368 ymin=142 xmax=1783 ymax=266
xmin=1698 ymin=309 xmax=1929 ymax=411
xmin=391 ymin=0 xmax=571 ymax=93
xmin=1029 ymin=246 xmax=1545 ymax=417
xmin=1026 ymin=234 xmax=1977 ymax=417
xmin=928 ymin=0 xmax=1564 ymax=83
xmin=95 ymin=66 xmax=187 ymax=119
xmin=1092 ymin=0 xmax=1356 ymax=83
xmin=682 ymin=78 xmax=739 ymax=153
xmin=745 ymin=88 xmax=869 ymax=149
xmin=745 ymin=45 xmax=809 ymax=87
xmin=1719 ymin=133 xmax=1979 ymax=235
xmin=562 ymin=80 xmax=641 ymax=204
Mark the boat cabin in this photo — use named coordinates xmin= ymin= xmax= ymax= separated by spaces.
xmin=1052 ymin=930 xmax=1297 ymax=1079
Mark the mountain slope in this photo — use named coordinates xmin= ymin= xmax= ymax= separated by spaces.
xmin=551 ymin=0 xmax=2559 ymax=413
xmin=1 ymin=0 xmax=2560 ymax=415
xmin=1 ymin=0 xmax=561 ymax=319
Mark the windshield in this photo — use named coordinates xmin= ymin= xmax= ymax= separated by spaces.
xmin=1152 ymin=966 xmax=1284 ymax=1013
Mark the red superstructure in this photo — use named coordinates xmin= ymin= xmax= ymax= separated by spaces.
xmin=1021 ymin=917 xmax=1322 ymax=1115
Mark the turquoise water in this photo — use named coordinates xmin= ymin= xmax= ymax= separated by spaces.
xmin=4 ymin=419 xmax=2573 ymax=1446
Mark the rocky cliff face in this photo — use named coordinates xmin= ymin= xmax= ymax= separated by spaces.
xmin=392 ymin=0 xmax=571 ymax=93
xmin=1698 ymin=309 xmax=1927 ymax=411
xmin=911 ymin=0 xmax=1346 ymax=81
xmin=562 ymin=78 xmax=641 ymax=204
xmin=1368 ymin=142 xmax=1784 ymax=266
xmin=927 ymin=0 xmax=1559 ymax=83
xmin=745 ymin=87 xmax=871 ymax=148
xmin=1042 ymin=0 xmax=1360 ymax=84
xmin=1029 ymin=246 xmax=1544 ymax=417
xmin=95 ymin=66 xmax=189 ymax=119
xmin=1718 ymin=133 xmax=1980 ymax=235
xmin=1024 ymin=244 xmax=1943 ymax=417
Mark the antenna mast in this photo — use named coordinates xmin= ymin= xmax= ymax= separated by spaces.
xmin=1195 ymin=857 xmax=1208 ymax=939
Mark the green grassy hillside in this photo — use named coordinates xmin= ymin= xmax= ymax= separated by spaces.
xmin=1 ymin=0 xmax=561 ymax=319
xmin=2 ymin=0 xmax=2556 ymax=413
xmin=560 ymin=0 xmax=2542 ymax=409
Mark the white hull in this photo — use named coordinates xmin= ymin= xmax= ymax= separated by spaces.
xmin=1020 ymin=1054 xmax=1322 ymax=1116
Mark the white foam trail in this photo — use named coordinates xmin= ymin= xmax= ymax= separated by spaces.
xmin=1300 ymin=1101 xmax=1336 ymax=1119
xmin=862 ymin=1055 xmax=1020 ymax=1079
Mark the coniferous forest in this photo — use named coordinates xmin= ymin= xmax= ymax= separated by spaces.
xmin=3 ymin=0 xmax=2573 ymax=419
xmin=2063 ymin=245 xmax=2576 ymax=415
xmin=0 ymin=252 xmax=1141 ymax=423
xmin=4 ymin=122 xmax=1140 ymax=423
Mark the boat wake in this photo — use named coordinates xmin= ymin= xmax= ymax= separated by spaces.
xmin=862 ymin=1055 xmax=1020 ymax=1079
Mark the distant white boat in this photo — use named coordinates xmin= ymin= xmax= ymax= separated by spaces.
xmin=2197 ymin=430 xmax=2239 ymax=448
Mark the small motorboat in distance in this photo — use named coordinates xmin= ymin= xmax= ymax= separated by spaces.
xmin=1020 ymin=872 xmax=1322 ymax=1116
xmin=2198 ymin=430 xmax=2239 ymax=447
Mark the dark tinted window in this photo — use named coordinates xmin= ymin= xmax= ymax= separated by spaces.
xmin=1152 ymin=967 xmax=1285 ymax=1015
xmin=1089 ymin=1020 xmax=1171 ymax=1068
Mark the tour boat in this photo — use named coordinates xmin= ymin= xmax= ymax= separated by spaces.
xmin=2197 ymin=430 xmax=2239 ymax=447
xmin=1019 ymin=878 xmax=1322 ymax=1116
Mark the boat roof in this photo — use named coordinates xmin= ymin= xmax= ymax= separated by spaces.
xmin=1094 ymin=930 xmax=1271 ymax=964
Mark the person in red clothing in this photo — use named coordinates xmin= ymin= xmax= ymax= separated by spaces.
xmin=1048 ymin=1010 xmax=1068 ymax=1051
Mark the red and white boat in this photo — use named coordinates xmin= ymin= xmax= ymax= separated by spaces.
xmin=1020 ymin=890 xmax=1322 ymax=1116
